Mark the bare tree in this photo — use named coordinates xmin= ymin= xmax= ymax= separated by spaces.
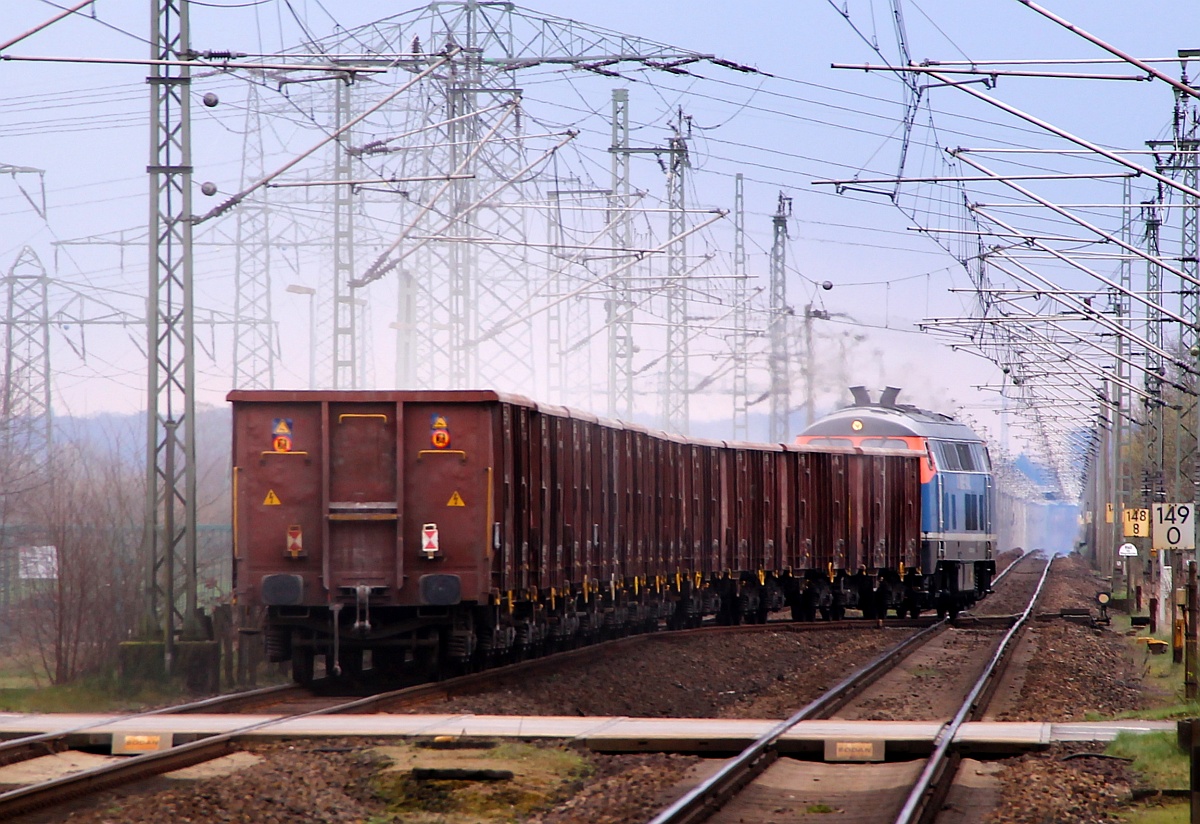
xmin=8 ymin=430 xmax=142 ymax=685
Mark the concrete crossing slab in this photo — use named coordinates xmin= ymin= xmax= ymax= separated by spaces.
xmin=0 ymin=713 xmax=1178 ymax=753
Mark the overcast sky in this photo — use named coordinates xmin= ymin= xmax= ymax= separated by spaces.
xmin=4 ymin=1 xmax=1199 ymax=471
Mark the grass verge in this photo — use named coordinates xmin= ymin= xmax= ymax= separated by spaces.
xmin=1107 ymin=731 xmax=1188 ymax=790
xmin=1117 ymin=800 xmax=1188 ymax=824
xmin=0 ymin=672 xmax=187 ymax=713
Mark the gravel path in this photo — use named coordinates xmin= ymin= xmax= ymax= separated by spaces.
xmin=995 ymin=553 xmax=1143 ymax=722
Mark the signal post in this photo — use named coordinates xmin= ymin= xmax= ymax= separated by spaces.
xmin=1123 ymin=506 xmax=1150 ymax=613
xmin=1151 ymin=504 xmax=1196 ymax=666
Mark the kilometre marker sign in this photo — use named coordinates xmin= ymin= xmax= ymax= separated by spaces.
xmin=1152 ymin=503 xmax=1195 ymax=550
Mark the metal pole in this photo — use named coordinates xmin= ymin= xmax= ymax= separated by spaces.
xmin=732 ymin=173 xmax=748 ymax=441
xmin=1187 ymin=560 xmax=1197 ymax=700
xmin=145 ymin=0 xmax=200 ymax=666
xmin=163 ymin=419 xmax=177 ymax=673
xmin=1191 ymin=724 xmax=1200 ymax=824
xmin=607 ymin=89 xmax=633 ymax=420
xmin=768 ymin=192 xmax=792 ymax=442
xmin=804 ymin=304 xmax=816 ymax=426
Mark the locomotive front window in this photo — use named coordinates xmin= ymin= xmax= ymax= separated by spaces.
xmin=932 ymin=440 xmax=988 ymax=472
xmin=934 ymin=441 xmax=962 ymax=471
xmin=954 ymin=443 xmax=976 ymax=471
xmin=972 ymin=443 xmax=991 ymax=471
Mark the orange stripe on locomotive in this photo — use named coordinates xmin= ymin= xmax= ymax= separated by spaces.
xmin=794 ymin=433 xmax=936 ymax=484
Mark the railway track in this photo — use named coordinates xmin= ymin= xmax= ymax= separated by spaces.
xmin=0 ymin=554 xmax=1037 ymax=820
xmin=646 ymin=551 xmax=1051 ymax=824
xmin=0 ymin=612 xmax=935 ymax=821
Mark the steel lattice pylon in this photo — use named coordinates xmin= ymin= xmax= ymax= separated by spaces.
xmin=1114 ymin=179 xmax=1135 ymax=559
xmin=1143 ymin=201 xmax=1165 ymax=509
xmin=768 ymin=192 xmax=792 ymax=443
xmin=232 ymin=83 xmax=275 ymax=391
xmin=663 ymin=113 xmax=690 ymax=434
xmin=1171 ymin=65 xmax=1200 ymax=525
xmin=607 ymin=88 xmax=634 ymax=419
xmin=144 ymin=0 xmax=200 ymax=663
xmin=332 ymin=81 xmax=360 ymax=389
xmin=731 ymin=174 xmax=749 ymax=441
xmin=1 ymin=246 xmax=51 ymax=616
xmin=2 ymin=247 xmax=52 ymax=470
xmin=293 ymin=2 xmax=737 ymax=408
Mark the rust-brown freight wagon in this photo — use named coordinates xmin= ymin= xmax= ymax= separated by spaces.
xmin=231 ymin=390 xmax=712 ymax=680
xmin=780 ymin=444 xmax=923 ymax=621
xmin=231 ymin=390 xmax=515 ymax=679
xmin=230 ymin=390 xmax=924 ymax=683
xmin=840 ymin=448 xmax=924 ymax=618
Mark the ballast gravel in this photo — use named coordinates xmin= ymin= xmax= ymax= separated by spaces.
xmin=403 ymin=626 xmax=916 ymax=719
xmin=33 ymin=552 xmax=1163 ymax=824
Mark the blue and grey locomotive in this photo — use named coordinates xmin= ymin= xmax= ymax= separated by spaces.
xmin=796 ymin=386 xmax=996 ymax=617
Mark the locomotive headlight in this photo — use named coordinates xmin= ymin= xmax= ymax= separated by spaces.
xmin=851 ymin=419 xmax=863 ymax=432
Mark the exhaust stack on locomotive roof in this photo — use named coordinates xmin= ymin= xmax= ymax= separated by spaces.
xmin=849 ymin=385 xmax=904 ymax=408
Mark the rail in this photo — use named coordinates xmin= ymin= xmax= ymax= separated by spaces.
xmin=359 ymin=616 xmax=945 ymax=711
xmin=0 ymin=682 xmax=304 ymax=768
xmin=646 ymin=618 xmax=949 ymax=824
xmin=990 ymin=547 xmax=1038 ymax=588
xmin=646 ymin=550 xmax=1048 ymax=824
xmin=0 ymin=680 xmax=391 ymax=819
xmin=0 ymin=618 xmax=930 ymax=819
xmin=892 ymin=555 xmax=1054 ymax=824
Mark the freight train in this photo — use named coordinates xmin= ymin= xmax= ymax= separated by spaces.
xmin=795 ymin=386 xmax=996 ymax=618
xmin=230 ymin=389 xmax=971 ymax=684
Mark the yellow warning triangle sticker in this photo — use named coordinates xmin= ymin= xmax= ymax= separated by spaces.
xmin=447 ymin=490 xmax=466 ymax=507
xmin=263 ymin=490 xmax=282 ymax=506
xmin=272 ymin=420 xmax=291 ymax=435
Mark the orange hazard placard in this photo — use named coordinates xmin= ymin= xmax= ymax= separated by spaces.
xmin=431 ymin=430 xmax=450 ymax=449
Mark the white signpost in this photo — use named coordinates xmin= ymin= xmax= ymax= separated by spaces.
xmin=1153 ymin=503 xmax=1195 ymax=550
xmin=1118 ymin=542 xmax=1139 ymax=558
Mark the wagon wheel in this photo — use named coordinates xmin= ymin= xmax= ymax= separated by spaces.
xmin=291 ymin=636 xmax=315 ymax=685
